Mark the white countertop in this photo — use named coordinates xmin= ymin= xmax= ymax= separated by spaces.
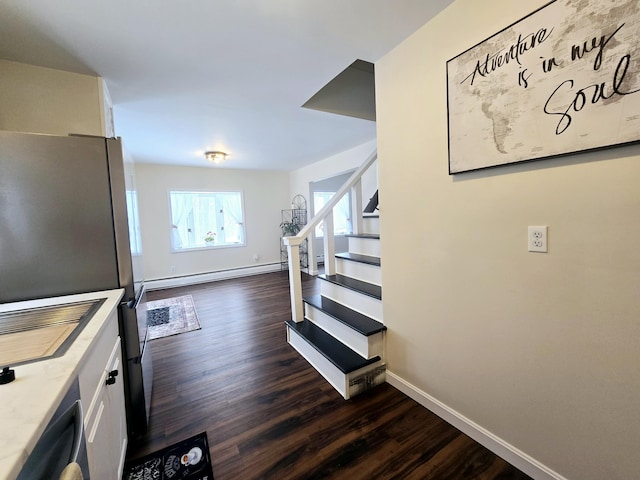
xmin=0 ymin=289 xmax=124 ymax=480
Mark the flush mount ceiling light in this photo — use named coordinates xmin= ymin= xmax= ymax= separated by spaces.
xmin=205 ymin=151 xmax=227 ymax=164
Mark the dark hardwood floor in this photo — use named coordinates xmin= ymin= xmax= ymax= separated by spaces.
xmin=126 ymin=271 xmax=531 ymax=480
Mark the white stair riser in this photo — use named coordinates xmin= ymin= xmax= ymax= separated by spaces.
xmin=287 ymin=326 xmax=347 ymax=397
xmin=335 ymin=258 xmax=381 ymax=286
xmin=362 ymin=216 xmax=379 ymax=235
xmin=305 ymin=304 xmax=384 ymax=359
xmin=320 ymin=281 xmax=382 ymax=321
xmin=348 ymin=236 xmax=380 ymax=257
xmin=286 ymin=325 xmax=386 ymax=400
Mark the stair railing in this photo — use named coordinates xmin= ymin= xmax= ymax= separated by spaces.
xmin=283 ymin=149 xmax=378 ymax=322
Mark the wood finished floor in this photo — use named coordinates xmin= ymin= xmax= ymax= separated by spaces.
xmin=127 ymin=271 xmax=532 ymax=480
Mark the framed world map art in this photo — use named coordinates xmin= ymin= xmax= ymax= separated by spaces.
xmin=446 ymin=0 xmax=640 ymax=174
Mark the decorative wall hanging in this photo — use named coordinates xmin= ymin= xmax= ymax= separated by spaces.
xmin=446 ymin=0 xmax=640 ymax=174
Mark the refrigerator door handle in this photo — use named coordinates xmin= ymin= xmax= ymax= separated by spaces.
xmin=125 ymin=284 xmax=145 ymax=310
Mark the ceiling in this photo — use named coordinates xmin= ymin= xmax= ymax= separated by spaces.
xmin=0 ymin=1 xmax=452 ymax=170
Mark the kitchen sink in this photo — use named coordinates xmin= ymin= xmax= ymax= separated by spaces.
xmin=0 ymin=299 xmax=105 ymax=368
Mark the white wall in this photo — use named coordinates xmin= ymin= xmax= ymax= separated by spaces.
xmin=136 ymin=163 xmax=290 ymax=281
xmin=0 ymin=59 xmax=107 ymax=136
xmin=289 ymin=139 xmax=378 ymax=205
xmin=376 ymin=2 xmax=640 ymax=479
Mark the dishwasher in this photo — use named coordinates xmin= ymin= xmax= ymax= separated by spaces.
xmin=17 ymin=378 xmax=89 ymax=480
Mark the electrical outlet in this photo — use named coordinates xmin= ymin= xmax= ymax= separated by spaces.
xmin=528 ymin=226 xmax=548 ymax=253
xmin=170 ymin=265 xmax=177 ymax=273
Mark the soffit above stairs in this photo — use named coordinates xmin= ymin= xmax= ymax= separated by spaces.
xmin=303 ymin=60 xmax=376 ymax=122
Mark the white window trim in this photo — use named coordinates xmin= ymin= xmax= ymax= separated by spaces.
xmin=313 ymin=191 xmax=351 ymax=237
xmin=168 ymin=189 xmax=247 ymax=252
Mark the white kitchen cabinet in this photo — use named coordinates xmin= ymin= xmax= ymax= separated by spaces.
xmin=78 ymin=309 xmax=127 ymax=479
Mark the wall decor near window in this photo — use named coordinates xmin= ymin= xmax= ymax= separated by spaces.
xmin=280 ymin=207 xmax=308 ymax=271
xmin=446 ymin=0 xmax=640 ymax=174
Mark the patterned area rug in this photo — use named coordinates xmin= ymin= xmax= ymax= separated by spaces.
xmin=146 ymin=295 xmax=201 ymax=340
xmin=123 ymin=432 xmax=213 ymax=480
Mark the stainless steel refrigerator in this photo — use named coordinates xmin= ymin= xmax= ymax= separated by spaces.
xmin=0 ymin=131 xmax=152 ymax=438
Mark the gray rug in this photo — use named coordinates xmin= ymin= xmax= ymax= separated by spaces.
xmin=146 ymin=295 xmax=201 ymax=340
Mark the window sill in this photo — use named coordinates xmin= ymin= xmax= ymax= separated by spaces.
xmin=171 ymin=242 xmax=246 ymax=253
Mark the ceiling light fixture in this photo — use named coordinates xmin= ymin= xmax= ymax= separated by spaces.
xmin=205 ymin=151 xmax=227 ymax=164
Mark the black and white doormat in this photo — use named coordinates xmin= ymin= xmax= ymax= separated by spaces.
xmin=124 ymin=432 xmax=213 ymax=480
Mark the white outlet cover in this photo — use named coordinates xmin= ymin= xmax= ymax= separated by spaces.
xmin=528 ymin=226 xmax=548 ymax=253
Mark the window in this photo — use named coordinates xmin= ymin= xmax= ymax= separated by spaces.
xmin=126 ymin=190 xmax=142 ymax=256
xmin=313 ymin=191 xmax=350 ymax=237
xmin=169 ymin=191 xmax=245 ymax=250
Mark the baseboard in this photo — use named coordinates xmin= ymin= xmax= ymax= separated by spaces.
xmin=306 ymin=258 xmax=323 ymax=276
xmin=145 ymin=263 xmax=282 ymax=290
xmin=385 ymin=371 xmax=568 ymax=480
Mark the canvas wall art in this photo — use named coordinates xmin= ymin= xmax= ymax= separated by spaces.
xmin=446 ymin=0 xmax=640 ymax=173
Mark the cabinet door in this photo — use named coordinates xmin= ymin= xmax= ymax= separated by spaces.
xmin=84 ymin=337 xmax=127 ymax=479
xmin=108 ymin=339 xmax=128 ymax=475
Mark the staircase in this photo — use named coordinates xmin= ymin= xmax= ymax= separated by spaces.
xmin=283 ymin=152 xmax=385 ymax=399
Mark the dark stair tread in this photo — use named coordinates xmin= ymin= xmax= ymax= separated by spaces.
xmin=286 ymin=319 xmax=381 ymax=374
xmin=303 ymin=295 xmax=386 ymax=336
xmin=335 ymin=252 xmax=380 ymax=266
xmin=345 ymin=233 xmax=380 ymax=240
xmin=319 ymin=274 xmax=382 ymax=300
xmin=364 ymin=190 xmax=378 ymax=214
